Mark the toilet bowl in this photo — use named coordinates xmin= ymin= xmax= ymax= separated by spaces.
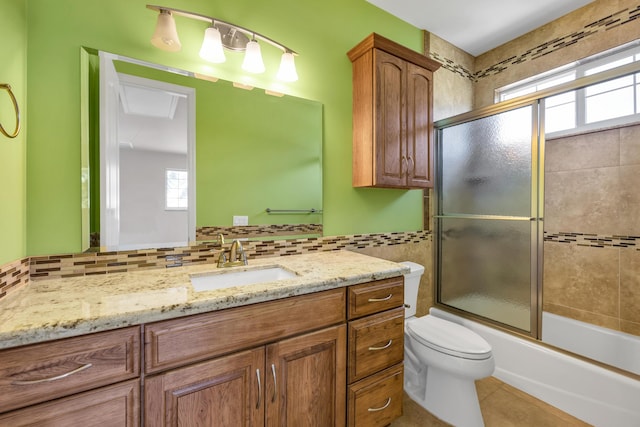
xmin=400 ymin=261 xmax=495 ymax=427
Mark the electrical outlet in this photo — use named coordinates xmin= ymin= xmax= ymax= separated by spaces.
xmin=233 ymin=215 xmax=249 ymax=226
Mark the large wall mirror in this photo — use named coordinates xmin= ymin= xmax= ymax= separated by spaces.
xmin=82 ymin=49 xmax=323 ymax=251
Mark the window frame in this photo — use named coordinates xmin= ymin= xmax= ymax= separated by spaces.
xmin=495 ymin=41 xmax=640 ymax=138
xmin=165 ymin=168 xmax=188 ymax=211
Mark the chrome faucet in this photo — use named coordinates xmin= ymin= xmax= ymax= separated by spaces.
xmin=217 ymin=239 xmax=248 ymax=268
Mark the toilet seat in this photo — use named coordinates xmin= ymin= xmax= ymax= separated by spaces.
xmin=407 ymin=316 xmax=492 ymax=360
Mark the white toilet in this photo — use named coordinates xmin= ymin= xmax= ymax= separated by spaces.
xmin=401 ymin=261 xmax=495 ymax=427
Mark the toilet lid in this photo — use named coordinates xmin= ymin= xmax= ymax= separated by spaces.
xmin=406 ymin=316 xmax=492 ymax=360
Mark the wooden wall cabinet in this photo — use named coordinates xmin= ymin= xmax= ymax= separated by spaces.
xmin=348 ymin=33 xmax=441 ymax=189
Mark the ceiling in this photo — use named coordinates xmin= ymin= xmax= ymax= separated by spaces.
xmin=366 ymin=0 xmax=595 ymax=56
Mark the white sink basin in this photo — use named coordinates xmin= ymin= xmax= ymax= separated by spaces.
xmin=190 ymin=266 xmax=298 ymax=292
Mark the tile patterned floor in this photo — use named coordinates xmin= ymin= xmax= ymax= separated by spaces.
xmin=390 ymin=376 xmax=592 ymax=426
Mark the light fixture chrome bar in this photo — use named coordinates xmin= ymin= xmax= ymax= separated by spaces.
xmin=146 ymin=4 xmax=298 ymax=55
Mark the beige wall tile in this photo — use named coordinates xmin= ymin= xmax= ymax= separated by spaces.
xmin=545 ymin=129 xmax=620 ymax=172
xmin=544 ymin=167 xmax=620 ymax=234
xmin=543 ymin=242 xmax=620 ymax=318
xmin=620 ymin=249 xmax=640 ymax=324
xmin=620 ymin=124 xmax=640 ymax=166
xmin=426 ymin=32 xmax=475 ymax=121
xmin=543 ymin=302 xmax=621 ymax=331
xmin=621 ymin=319 xmax=640 ymax=336
xmin=619 ymin=165 xmax=640 ymax=235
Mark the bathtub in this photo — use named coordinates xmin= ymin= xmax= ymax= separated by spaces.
xmin=430 ymin=307 xmax=640 ymax=427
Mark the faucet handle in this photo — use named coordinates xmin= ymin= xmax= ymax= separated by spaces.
xmin=217 ymin=233 xmax=225 ymax=245
xmin=217 ymin=251 xmax=227 ymax=268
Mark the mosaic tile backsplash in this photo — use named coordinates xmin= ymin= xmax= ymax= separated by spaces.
xmin=0 ymin=230 xmax=431 ymax=302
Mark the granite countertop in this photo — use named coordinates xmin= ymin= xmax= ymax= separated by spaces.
xmin=0 ymin=251 xmax=408 ymax=350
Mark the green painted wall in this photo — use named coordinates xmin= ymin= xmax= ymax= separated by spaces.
xmin=110 ymin=60 xmax=323 ymax=229
xmin=25 ymin=0 xmax=425 ymax=257
xmin=0 ymin=0 xmax=27 ymax=264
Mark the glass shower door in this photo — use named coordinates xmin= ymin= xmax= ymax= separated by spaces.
xmin=436 ymin=103 xmax=540 ymax=335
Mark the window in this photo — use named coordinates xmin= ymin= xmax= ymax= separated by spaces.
xmin=496 ymin=42 xmax=640 ymax=137
xmin=166 ymin=169 xmax=188 ymax=210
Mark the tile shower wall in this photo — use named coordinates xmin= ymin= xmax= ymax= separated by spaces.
xmin=544 ymin=124 xmax=640 ymax=337
xmin=424 ymin=0 xmax=640 ymax=109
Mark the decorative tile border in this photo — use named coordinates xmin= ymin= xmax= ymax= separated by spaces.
xmin=0 ymin=257 xmax=30 ymax=299
xmin=196 ymin=224 xmax=323 ymax=240
xmin=0 ymin=230 xmax=431 ymax=302
xmin=544 ymin=231 xmax=640 ymax=249
xmin=430 ymin=5 xmax=640 ymax=82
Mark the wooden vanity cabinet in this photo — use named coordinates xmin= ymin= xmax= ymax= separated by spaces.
xmin=144 ymin=288 xmax=347 ymax=426
xmin=347 ymin=277 xmax=405 ymax=427
xmin=0 ymin=326 xmax=140 ymax=426
xmin=348 ymin=33 xmax=441 ymax=189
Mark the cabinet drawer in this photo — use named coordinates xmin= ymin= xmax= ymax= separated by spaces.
xmin=348 ymin=277 xmax=404 ymax=319
xmin=0 ymin=326 xmax=140 ymax=413
xmin=145 ymin=288 xmax=346 ymax=373
xmin=348 ymin=364 xmax=403 ymax=427
xmin=348 ymin=307 xmax=404 ymax=383
xmin=0 ymin=379 xmax=140 ymax=427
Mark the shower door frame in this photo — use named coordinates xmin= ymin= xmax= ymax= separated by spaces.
xmin=434 ymin=98 xmax=544 ymax=339
xmin=432 ymin=60 xmax=640 ymax=340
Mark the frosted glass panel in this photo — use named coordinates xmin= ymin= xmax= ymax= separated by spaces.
xmin=441 ymin=106 xmax=533 ymax=217
xmin=439 ymin=218 xmax=532 ymax=331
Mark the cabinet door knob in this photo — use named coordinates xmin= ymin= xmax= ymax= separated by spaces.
xmin=368 ymin=339 xmax=393 ymax=351
xmin=11 ymin=363 xmax=93 ymax=385
xmin=368 ymin=397 xmax=391 ymax=412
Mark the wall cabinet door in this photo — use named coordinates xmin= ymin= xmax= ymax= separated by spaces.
xmin=266 ymin=325 xmax=346 ymax=427
xmin=405 ymin=62 xmax=434 ymax=188
xmin=145 ymin=348 xmax=265 ymax=427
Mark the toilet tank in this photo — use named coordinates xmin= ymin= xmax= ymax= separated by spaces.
xmin=400 ymin=261 xmax=425 ymax=318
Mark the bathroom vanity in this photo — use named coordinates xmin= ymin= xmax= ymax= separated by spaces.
xmin=0 ymin=251 xmax=408 ymax=426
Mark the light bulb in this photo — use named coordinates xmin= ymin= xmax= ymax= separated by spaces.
xmin=199 ymin=26 xmax=226 ymax=63
xmin=151 ymin=10 xmax=181 ymax=52
xmin=277 ymin=52 xmax=298 ymax=82
xmin=242 ymin=40 xmax=265 ymax=74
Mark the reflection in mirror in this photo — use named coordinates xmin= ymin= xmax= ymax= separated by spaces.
xmin=84 ymin=50 xmax=323 ymax=251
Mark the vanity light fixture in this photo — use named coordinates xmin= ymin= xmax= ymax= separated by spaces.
xmin=147 ymin=5 xmax=299 ymax=82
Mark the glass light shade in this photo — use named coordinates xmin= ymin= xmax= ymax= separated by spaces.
xmin=151 ymin=11 xmax=181 ymax=52
xmin=241 ymin=40 xmax=265 ymax=74
xmin=276 ymin=52 xmax=298 ymax=82
xmin=199 ymin=26 xmax=226 ymax=63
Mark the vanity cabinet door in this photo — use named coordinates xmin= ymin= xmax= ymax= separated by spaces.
xmin=266 ymin=325 xmax=346 ymax=427
xmin=144 ymin=348 xmax=265 ymax=427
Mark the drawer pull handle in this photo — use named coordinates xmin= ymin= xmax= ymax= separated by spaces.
xmin=256 ymin=368 xmax=262 ymax=409
xmin=271 ymin=363 xmax=277 ymax=403
xmin=369 ymin=340 xmax=393 ymax=351
xmin=11 ymin=363 xmax=93 ymax=385
xmin=368 ymin=397 xmax=391 ymax=412
xmin=368 ymin=294 xmax=392 ymax=302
